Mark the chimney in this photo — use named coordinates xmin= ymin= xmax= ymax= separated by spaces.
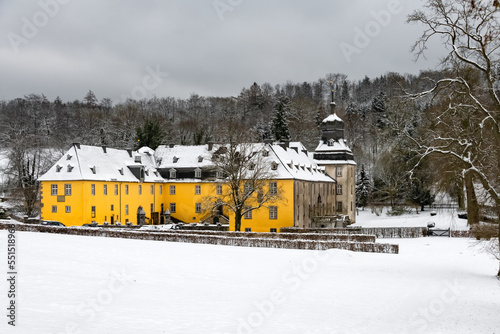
xmin=264 ymin=139 xmax=273 ymax=145
xmin=73 ymin=143 xmax=81 ymax=149
xmin=102 ymin=146 xmax=107 ymax=153
xmin=169 ymin=143 xmax=175 ymax=148
xmin=208 ymin=142 xmax=214 ymax=151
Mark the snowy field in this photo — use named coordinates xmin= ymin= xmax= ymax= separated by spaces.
xmin=1 ymin=210 xmax=499 ymax=334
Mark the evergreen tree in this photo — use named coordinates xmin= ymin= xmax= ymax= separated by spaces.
xmin=135 ymin=118 xmax=165 ymax=150
xmin=356 ymin=164 xmax=371 ymax=209
xmin=272 ymin=96 xmax=291 ymax=142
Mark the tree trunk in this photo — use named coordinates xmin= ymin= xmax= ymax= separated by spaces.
xmin=464 ymin=172 xmax=479 ymax=225
xmin=234 ymin=214 xmax=242 ymax=232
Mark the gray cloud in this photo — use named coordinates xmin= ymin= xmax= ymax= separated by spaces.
xmin=0 ymin=0 xmax=446 ymax=102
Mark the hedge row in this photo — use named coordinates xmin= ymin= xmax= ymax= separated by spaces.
xmin=0 ymin=222 xmax=397 ymax=254
xmin=138 ymin=229 xmax=376 ymax=243
xmin=281 ymin=227 xmax=427 ymax=238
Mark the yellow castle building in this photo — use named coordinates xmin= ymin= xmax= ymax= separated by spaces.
xmin=39 ymin=113 xmax=355 ymax=231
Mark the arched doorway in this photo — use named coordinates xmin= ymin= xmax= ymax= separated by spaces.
xmin=137 ymin=206 xmax=146 ymax=225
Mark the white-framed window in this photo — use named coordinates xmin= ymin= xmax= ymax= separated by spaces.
xmin=244 ymin=209 xmax=252 ymax=220
xmin=103 ymin=184 xmax=107 ymax=195
xmin=216 ymin=184 xmax=222 ymax=195
xmin=269 ymin=182 xmax=277 ymax=195
xmin=52 ymin=205 xmax=57 ymax=213
xmin=125 ymin=184 xmax=129 ymax=195
xmin=216 ymin=170 xmax=224 ymax=179
xmin=195 ymin=185 xmax=201 ymax=195
xmin=125 ymin=205 xmax=129 ymax=215
xmin=337 ymin=184 xmax=343 ymax=195
xmin=114 ymin=184 xmax=118 ymax=195
xmin=244 ymin=182 xmax=252 ymax=195
xmin=269 ymin=206 xmax=278 ymax=219
xmin=91 ymin=184 xmax=95 ymax=196
xmin=159 ymin=185 xmax=163 ymax=195
xmin=170 ymin=203 xmax=176 ymax=213
xmin=170 ymin=168 xmax=176 ymax=179
xmin=51 ymin=184 xmax=58 ymax=196
xmin=150 ymin=203 xmax=154 ymax=213
xmin=111 ymin=205 xmax=114 ymax=211
xmin=150 ymin=185 xmax=154 ymax=195
xmin=195 ymin=168 xmax=202 ymax=178
xmin=65 ymin=206 xmax=71 ymax=213
xmin=170 ymin=185 xmax=176 ymax=195
xmin=337 ymin=167 xmax=342 ymax=177
xmin=64 ymin=184 xmax=71 ymax=196
xmin=138 ymin=185 xmax=142 ymax=195
xmin=91 ymin=206 xmax=96 ymax=218
xmin=195 ymin=203 xmax=201 ymax=213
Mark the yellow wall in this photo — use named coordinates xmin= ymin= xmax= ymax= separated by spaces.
xmin=40 ymin=181 xmax=167 ymax=226
xmin=41 ymin=178 xmax=295 ymax=231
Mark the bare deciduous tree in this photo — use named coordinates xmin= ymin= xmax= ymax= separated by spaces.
xmin=205 ymin=125 xmax=282 ymax=231
xmin=407 ymin=0 xmax=500 ymax=276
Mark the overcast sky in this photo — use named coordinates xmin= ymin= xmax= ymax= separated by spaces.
xmin=0 ymin=0 xmax=446 ymax=104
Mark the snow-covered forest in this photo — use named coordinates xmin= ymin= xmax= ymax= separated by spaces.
xmin=0 ymin=67 xmax=495 ymax=217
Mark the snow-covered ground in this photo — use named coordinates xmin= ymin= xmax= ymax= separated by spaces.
xmin=0 ymin=211 xmax=499 ymax=334
xmin=353 ymin=207 xmax=469 ymax=230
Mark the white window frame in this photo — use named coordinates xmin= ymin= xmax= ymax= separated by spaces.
xmin=64 ymin=184 xmax=71 ymax=196
xmin=51 ymin=184 xmax=58 ymax=196
xmin=269 ymin=206 xmax=278 ymax=219
xmin=170 ymin=185 xmax=176 ymax=195
xmin=195 ymin=185 xmax=201 ymax=195
xmin=269 ymin=182 xmax=277 ymax=195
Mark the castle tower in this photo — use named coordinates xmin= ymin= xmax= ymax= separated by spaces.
xmin=313 ymin=97 xmax=356 ymax=223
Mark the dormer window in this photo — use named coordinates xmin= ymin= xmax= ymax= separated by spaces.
xmin=66 ymin=154 xmax=72 ymax=160
xmin=173 ymin=156 xmax=179 ymax=163
xmin=262 ymin=150 xmax=269 ymax=157
xmin=134 ymin=155 xmax=142 ymax=163
xmin=56 ymin=165 xmax=62 ymax=172
xmin=90 ymin=166 xmax=96 ymax=174
xmin=216 ymin=170 xmax=224 ymax=179
xmin=249 ymin=163 xmax=255 ymax=171
xmin=169 ymin=168 xmax=176 ymax=179
xmin=195 ymin=168 xmax=202 ymax=178
xmin=198 ymin=156 xmax=203 ymax=163
xmin=67 ymin=165 xmax=74 ymax=172
xmin=271 ymin=162 xmax=278 ymax=170
xmin=328 ymin=139 xmax=335 ymax=147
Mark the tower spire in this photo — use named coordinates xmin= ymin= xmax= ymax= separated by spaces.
xmin=329 ymin=81 xmax=336 ymax=115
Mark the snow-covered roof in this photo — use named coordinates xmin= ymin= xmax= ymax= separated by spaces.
xmin=155 ymin=144 xmax=215 ymax=169
xmin=322 ymin=113 xmax=343 ymax=123
xmin=156 ymin=142 xmax=335 ymax=183
xmin=38 ymin=144 xmax=164 ymax=182
xmin=315 ymin=139 xmax=352 ymax=153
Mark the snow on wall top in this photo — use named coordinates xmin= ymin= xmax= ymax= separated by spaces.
xmin=38 ymin=145 xmax=164 ymax=182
